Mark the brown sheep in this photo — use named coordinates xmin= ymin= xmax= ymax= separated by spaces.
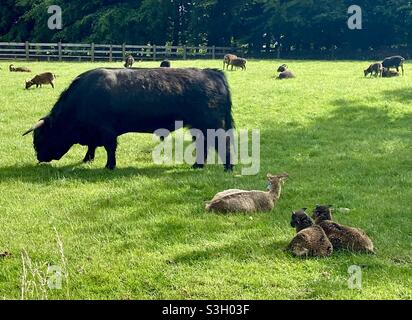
xmin=230 ymin=58 xmax=247 ymax=71
xmin=205 ymin=173 xmax=288 ymax=213
xmin=313 ymin=205 xmax=375 ymax=254
xmin=223 ymin=54 xmax=237 ymax=70
xmin=25 ymin=72 xmax=56 ymax=89
xmin=287 ymin=209 xmax=333 ymax=258
xmin=364 ymin=63 xmax=383 ymax=77
xmin=9 ymin=64 xmax=31 ymax=73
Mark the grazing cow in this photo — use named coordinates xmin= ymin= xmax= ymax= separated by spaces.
xmin=23 ymin=68 xmax=235 ymax=171
xmin=25 ymin=72 xmax=56 ymax=89
xmin=160 ymin=60 xmax=171 ymax=68
xmin=124 ymin=55 xmax=135 ymax=68
xmin=382 ymin=56 xmax=405 ymax=76
xmin=223 ymin=54 xmax=237 ymax=70
xmin=230 ymin=58 xmax=247 ymax=71
xmin=9 ymin=64 xmax=31 ymax=72
xmin=364 ymin=63 xmax=383 ymax=78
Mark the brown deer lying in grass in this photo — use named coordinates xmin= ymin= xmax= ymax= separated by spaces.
xmin=313 ymin=205 xmax=375 ymax=254
xmin=223 ymin=54 xmax=237 ymax=70
xmin=364 ymin=63 xmax=383 ymax=77
xmin=25 ymin=72 xmax=56 ymax=89
xmin=9 ymin=64 xmax=31 ymax=72
xmin=287 ymin=209 xmax=333 ymax=258
xmin=206 ymin=173 xmax=288 ymax=213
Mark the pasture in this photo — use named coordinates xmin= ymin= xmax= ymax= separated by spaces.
xmin=0 ymin=60 xmax=411 ymax=300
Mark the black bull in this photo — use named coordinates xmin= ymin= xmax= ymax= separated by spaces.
xmin=23 ymin=68 xmax=235 ymax=171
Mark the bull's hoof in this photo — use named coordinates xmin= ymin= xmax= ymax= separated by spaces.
xmin=105 ymin=164 xmax=116 ymax=170
xmin=224 ymin=165 xmax=234 ymax=172
xmin=192 ymin=163 xmax=205 ymax=170
xmin=83 ymin=157 xmax=94 ymax=164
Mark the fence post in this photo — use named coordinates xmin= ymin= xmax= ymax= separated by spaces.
xmin=153 ymin=45 xmax=157 ymax=61
xmin=109 ymin=45 xmax=113 ymax=62
xmin=122 ymin=43 xmax=126 ymax=58
xmin=277 ymin=46 xmax=281 ymax=59
xmin=91 ymin=43 xmax=95 ymax=62
xmin=183 ymin=46 xmax=187 ymax=60
xmin=25 ymin=41 xmax=29 ymax=60
xmin=212 ymin=45 xmax=216 ymax=60
xmin=58 ymin=41 xmax=62 ymax=61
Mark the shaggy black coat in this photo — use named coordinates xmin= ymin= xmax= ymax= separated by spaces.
xmin=24 ymin=68 xmax=235 ymax=171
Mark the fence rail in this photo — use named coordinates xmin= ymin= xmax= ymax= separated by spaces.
xmin=0 ymin=42 xmax=237 ymax=62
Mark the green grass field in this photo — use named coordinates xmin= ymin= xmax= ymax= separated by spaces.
xmin=0 ymin=59 xmax=411 ymax=300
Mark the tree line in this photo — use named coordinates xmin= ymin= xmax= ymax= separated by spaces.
xmin=1 ymin=0 xmax=411 ymax=58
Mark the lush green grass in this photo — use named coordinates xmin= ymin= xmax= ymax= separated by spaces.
xmin=0 ymin=59 xmax=411 ymax=300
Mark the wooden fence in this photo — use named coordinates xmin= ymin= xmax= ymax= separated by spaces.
xmin=0 ymin=42 xmax=237 ymax=62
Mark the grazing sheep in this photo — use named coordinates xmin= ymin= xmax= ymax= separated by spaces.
xmin=364 ymin=63 xmax=383 ymax=77
xmin=287 ymin=209 xmax=333 ymax=258
xmin=160 ymin=60 xmax=171 ymax=68
xmin=382 ymin=68 xmax=400 ymax=78
xmin=313 ymin=205 xmax=375 ymax=254
xmin=9 ymin=64 xmax=31 ymax=72
xmin=124 ymin=54 xmax=135 ymax=69
xmin=230 ymin=58 xmax=247 ymax=71
xmin=277 ymin=64 xmax=288 ymax=73
xmin=206 ymin=173 xmax=289 ymax=213
xmin=25 ymin=72 xmax=56 ymax=89
xmin=277 ymin=70 xmax=295 ymax=79
xmin=223 ymin=54 xmax=237 ymax=70
xmin=382 ymin=56 xmax=405 ymax=76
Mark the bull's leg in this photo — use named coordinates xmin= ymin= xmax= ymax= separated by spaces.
xmin=212 ymin=135 xmax=233 ymax=172
xmin=50 ymin=81 xmax=54 ymax=89
xmin=104 ymin=138 xmax=118 ymax=170
xmin=401 ymin=64 xmax=404 ymax=76
xmin=192 ymin=133 xmax=208 ymax=169
xmin=83 ymin=145 xmax=97 ymax=163
xmin=224 ymin=136 xmax=234 ymax=172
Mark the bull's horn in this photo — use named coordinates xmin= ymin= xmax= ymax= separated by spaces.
xmin=22 ymin=119 xmax=45 ymax=136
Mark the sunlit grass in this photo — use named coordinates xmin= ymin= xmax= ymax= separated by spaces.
xmin=0 ymin=59 xmax=411 ymax=300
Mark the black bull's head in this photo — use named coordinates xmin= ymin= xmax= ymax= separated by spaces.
xmin=23 ymin=118 xmax=73 ymax=163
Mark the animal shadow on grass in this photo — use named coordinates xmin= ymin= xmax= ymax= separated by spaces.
xmin=381 ymin=88 xmax=412 ymax=103
xmin=0 ymin=163 xmax=198 ymax=184
xmin=171 ymin=240 xmax=288 ymax=265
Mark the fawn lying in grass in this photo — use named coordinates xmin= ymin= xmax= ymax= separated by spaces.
xmin=206 ymin=173 xmax=288 ymax=213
